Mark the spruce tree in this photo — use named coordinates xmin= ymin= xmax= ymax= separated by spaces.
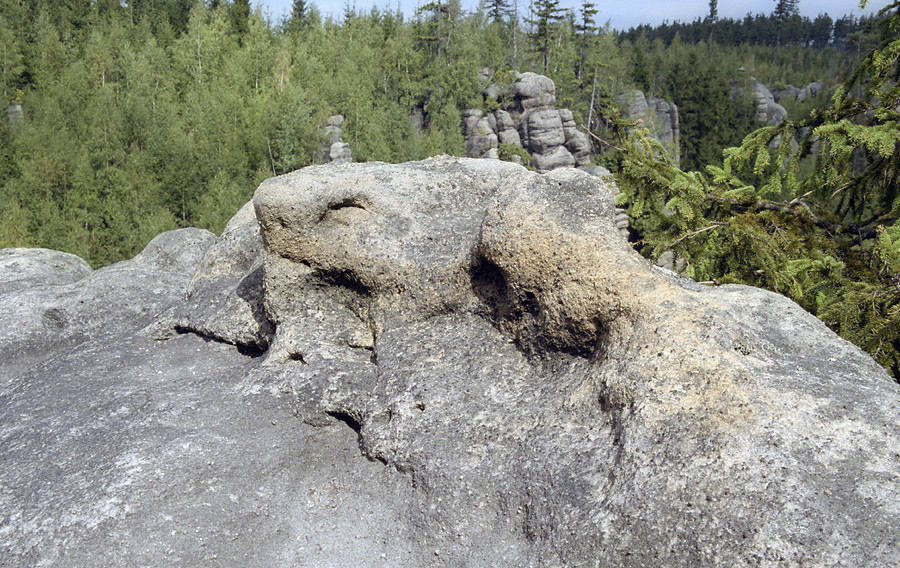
xmin=527 ymin=0 xmax=564 ymax=71
xmin=288 ymin=0 xmax=309 ymax=33
xmin=614 ymin=0 xmax=900 ymax=380
xmin=577 ymin=1 xmax=597 ymax=81
xmin=773 ymin=0 xmax=800 ymax=63
xmin=486 ymin=0 xmax=510 ymax=24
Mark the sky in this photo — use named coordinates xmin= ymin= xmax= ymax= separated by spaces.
xmin=255 ymin=0 xmax=894 ymax=31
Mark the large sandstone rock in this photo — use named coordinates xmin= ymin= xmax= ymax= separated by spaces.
xmin=615 ymin=89 xmax=681 ymax=166
xmin=749 ymin=78 xmax=788 ymax=125
xmin=531 ymin=144 xmax=576 ymax=172
xmin=560 ymin=109 xmax=592 ymax=166
xmin=773 ymin=81 xmax=825 ymax=104
xmin=170 ymin=201 xmax=273 ymax=351
xmin=317 ymin=114 xmax=353 ymax=163
xmin=5 ymin=103 xmax=23 ymax=131
xmin=465 ymin=72 xmax=596 ymax=170
xmin=462 ymin=110 xmax=499 ymax=159
xmin=0 ymin=247 xmax=92 ymax=294
xmin=2 ymin=158 xmax=899 ymax=567
xmin=519 ymin=108 xmax=565 ymax=154
xmin=514 ymin=71 xmax=556 ymax=109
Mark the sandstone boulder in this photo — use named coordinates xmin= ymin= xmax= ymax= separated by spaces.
xmin=317 ymin=115 xmax=353 ymax=163
xmin=5 ymin=103 xmax=23 ymax=130
xmin=2 ymin=158 xmax=899 ymax=567
xmin=520 ymin=108 xmax=565 ymax=154
xmin=463 ymin=112 xmax=499 ymax=159
xmin=171 ymin=201 xmax=273 ymax=351
xmin=0 ymin=228 xmax=215 ymax=386
xmin=750 ymin=78 xmax=788 ymax=125
xmin=514 ymin=71 xmax=556 ymax=109
xmin=531 ymin=144 xmax=576 ymax=172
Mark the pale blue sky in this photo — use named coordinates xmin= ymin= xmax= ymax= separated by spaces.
xmin=255 ymin=0 xmax=893 ymax=31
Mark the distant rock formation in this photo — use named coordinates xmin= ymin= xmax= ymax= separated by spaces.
xmin=3 ymin=158 xmax=900 ymax=566
xmin=773 ymin=81 xmax=825 ymax=104
xmin=614 ymin=89 xmax=681 ymax=167
xmin=5 ymin=103 xmax=23 ymax=135
xmin=463 ymin=71 xmax=593 ymax=173
xmin=462 ymin=109 xmax=499 ymax=160
xmin=749 ymin=78 xmax=789 ymax=125
xmin=732 ymin=70 xmax=789 ymax=126
xmin=317 ymin=114 xmax=352 ymax=164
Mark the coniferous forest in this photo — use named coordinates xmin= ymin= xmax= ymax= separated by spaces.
xmin=0 ymin=0 xmax=898 ymax=378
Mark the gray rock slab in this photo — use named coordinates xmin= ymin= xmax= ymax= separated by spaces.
xmin=0 ymin=331 xmax=422 ymax=568
xmin=0 ymin=247 xmax=93 ymax=294
xmin=0 ymin=229 xmax=216 ymax=387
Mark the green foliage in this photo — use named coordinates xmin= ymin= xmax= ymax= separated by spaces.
xmin=616 ymin=1 xmax=900 ymax=380
xmin=0 ymin=0 xmax=501 ymax=266
xmin=498 ymin=142 xmax=532 ymax=166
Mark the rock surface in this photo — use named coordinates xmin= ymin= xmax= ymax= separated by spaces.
xmin=0 ymin=247 xmax=92 ymax=294
xmin=3 ymin=157 xmax=900 ymax=567
xmin=0 ymin=228 xmax=215 ymax=386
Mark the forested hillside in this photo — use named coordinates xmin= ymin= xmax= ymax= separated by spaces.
xmin=1 ymin=0 xmax=897 ymax=376
xmin=0 ymin=0 xmax=871 ymax=264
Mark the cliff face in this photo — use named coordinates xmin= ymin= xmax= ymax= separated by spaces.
xmin=2 ymin=158 xmax=900 ymax=567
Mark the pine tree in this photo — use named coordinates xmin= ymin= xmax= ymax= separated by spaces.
xmin=416 ymin=1 xmax=452 ymax=64
xmin=288 ymin=0 xmax=309 ymax=34
xmin=773 ymin=0 xmax=800 ymax=63
xmin=708 ymin=0 xmax=718 ymax=22
xmin=486 ymin=0 xmax=510 ymax=24
xmin=527 ymin=0 xmax=564 ymax=71
xmin=230 ymin=0 xmax=251 ymax=41
xmin=577 ymin=1 xmax=597 ymax=81
xmin=0 ymin=15 xmax=24 ymax=103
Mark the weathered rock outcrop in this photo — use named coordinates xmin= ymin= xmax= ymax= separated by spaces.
xmin=0 ymin=247 xmax=92 ymax=295
xmin=5 ymin=103 xmax=23 ymax=132
xmin=461 ymin=109 xmax=499 ymax=159
xmin=773 ymin=81 xmax=825 ymax=104
xmin=615 ymin=88 xmax=681 ymax=167
xmin=317 ymin=114 xmax=352 ymax=164
xmin=750 ymin=78 xmax=789 ymax=125
xmin=463 ymin=72 xmax=593 ymax=172
xmin=3 ymin=158 xmax=900 ymax=567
